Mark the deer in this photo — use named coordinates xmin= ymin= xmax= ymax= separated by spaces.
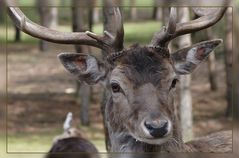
xmin=46 ymin=112 xmax=99 ymax=158
xmin=8 ymin=3 xmax=232 ymax=154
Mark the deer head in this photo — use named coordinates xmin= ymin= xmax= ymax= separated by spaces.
xmin=8 ymin=5 xmax=226 ymax=150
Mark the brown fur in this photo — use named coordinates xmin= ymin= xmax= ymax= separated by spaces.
xmin=59 ymin=43 xmax=232 ymax=154
xmin=104 ymin=45 xmax=232 ymax=153
xmin=46 ymin=128 xmax=99 ymax=158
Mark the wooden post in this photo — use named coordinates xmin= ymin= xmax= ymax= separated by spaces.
xmin=178 ymin=7 xmax=193 ymax=142
xmin=206 ymin=28 xmax=218 ymax=91
xmin=130 ymin=0 xmax=137 ymax=21
xmin=72 ymin=0 xmax=92 ymax=126
xmin=224 ymin=8 xmax=233 ymax=117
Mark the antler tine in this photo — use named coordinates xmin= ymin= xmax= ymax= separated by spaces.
xmin=87 ymin=6 xmax=124 ymax=53
xmin=150 ymin=7 xmax=227 ymax=49
xmin=150 ymin=7 xmax=177 ymax=47
xmin=7 ymin=7 xmax=106 ymax=49
xmin=175 ymin=7 xmax=227 ymax=37
xmin=112 ymin=7 xmax=124 ymax=51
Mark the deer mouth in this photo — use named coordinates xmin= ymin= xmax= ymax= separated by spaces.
xmin=133 ymin=135 xmax=171 ymax=145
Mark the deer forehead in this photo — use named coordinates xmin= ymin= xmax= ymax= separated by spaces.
xmin=111 ymin=63 xmax=175 ymax=89
xmin=134 ymin=83 xmax=159 ymax=104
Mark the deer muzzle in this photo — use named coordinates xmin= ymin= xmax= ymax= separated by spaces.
xmin=144 ymin=119 xmax=169 ymax=138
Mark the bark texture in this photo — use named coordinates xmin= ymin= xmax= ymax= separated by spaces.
xmin=224 ymin=8 xmax=233 ymax=117
xmin=206 ymin=28 xmax=218 ymax=91
xmin=177 ymin=7 xmax=193 ymax=142
xmin=72 ymin=0 xmax=93 ymax=126
xmin=37 ymin=0 xmax=58 ymax=52
xmin=152 ymin=0 xmax=162 ymax=20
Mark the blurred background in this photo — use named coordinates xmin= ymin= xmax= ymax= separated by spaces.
xmin=0 ymin=0 xmax=238 ymax=157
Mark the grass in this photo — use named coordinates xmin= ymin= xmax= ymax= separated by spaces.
xmin=1 ymin=133 xmax=45 ymax=158
xmin=7 ymin=133 xmax=106 ymax=152
xmin=4 ymin=122 xmax=107 ymax=152
xmin=1 ymin=129 xmax=105 ymax=157
xmin=0 ymin=128 xmax=106 ymax=157
xmin=7 ymin=133 xmax=55 ymax=152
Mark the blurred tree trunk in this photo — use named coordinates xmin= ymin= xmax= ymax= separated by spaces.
xmin=88 ymin=0 xmax=96 ymax=31
xmin=206 ymin=28 xmax=218 ymax=91
xmin=93 ymin=7 xmax=100 ymax=23
xmin=0 ymin=0 xmax=4 ymax=22
xmin=152 ymin=0 xmax=162 ymax=20
xmin=177 ymin=7 xmax=193 ymax=142
xmin=130 ymin=0 xmax=137 ymax=20
xmin=101 ymin=0 xmax=111 ymax=151
xmin=233 ymin=1 xmax=239 ymax=121
xmin=162 ymin=8 xmax=170 ymax=25
xmin=72 ymin=0 xmax=92 ymax=126
xmin=14 ymin=26 xmax=21 ymax=42
xmin=224 ymin=8 xmax=233 ymax=117
xmin=37 ymin=0 xmax=58 ymax=52
xmin=61 ymin=0 xmax=66 ymax=6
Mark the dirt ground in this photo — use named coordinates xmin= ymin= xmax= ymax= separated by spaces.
xmin=0 ymin=42 xmax=232 ymax=141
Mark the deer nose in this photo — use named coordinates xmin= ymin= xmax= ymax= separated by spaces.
xmin=144 ymin=119 xmax=168 ymax=138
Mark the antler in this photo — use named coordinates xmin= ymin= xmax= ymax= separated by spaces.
xmin=150 ymin=7 xmax=227 ymax=48
xmin=150 ymin=7 xmax=177 ymax=48
xmin=86 ymin=6 xmax=124 ymax=52
xmin=7 ymin=5 xmax=124 ymax=53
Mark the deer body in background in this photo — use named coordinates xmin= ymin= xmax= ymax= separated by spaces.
xmin=8 ymin=3 xmax=232 ymax=153
xmin=46 ymin=112 xmax=99 ymax=158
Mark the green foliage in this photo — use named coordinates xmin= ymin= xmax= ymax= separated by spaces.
xmin=236 ymin=0 xmax=239 ymax=5
xmin=18 ymin=7 xmax=40 ymax=23
xmin=123 ymin=21 xmax=160 ymax=44
xmin=93 ymin=21 xmax=161 ymax=45
xmin=122 ymin=0 xmax=154 ymax=6
xmin=87 ymin=0 xmax=154 ymax=7
xmin=17 ymin=0 xmax=36 ymax=6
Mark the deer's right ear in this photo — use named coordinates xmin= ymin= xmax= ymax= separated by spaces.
xmin=58 ymin=53 xmax=107 ymax=85
xmin=171 ymin=39 xmax=222 ymax=75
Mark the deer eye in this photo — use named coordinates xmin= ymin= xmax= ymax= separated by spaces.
xmin=170 ymin=79 xmax=178 ymax=90
xmin=111 ymin=82 xmax=121 ymax=93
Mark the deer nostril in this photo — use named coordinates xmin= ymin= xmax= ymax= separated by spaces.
xmin=144 ymin=120 xmax=168 ymax=138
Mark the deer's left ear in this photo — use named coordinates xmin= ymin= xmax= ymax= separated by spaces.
xmin=171 ymin=39 xmax=222 ymax=75
xmin=58 ymin=53 xmax=107 ymax=85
